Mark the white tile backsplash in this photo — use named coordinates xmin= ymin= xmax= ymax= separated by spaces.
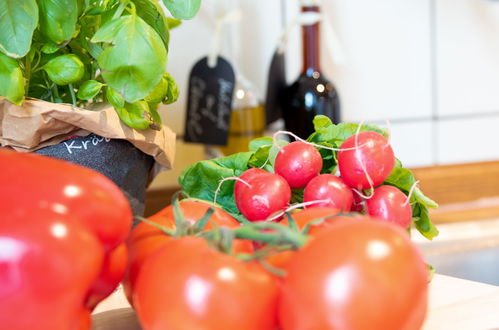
xmin=389 ymin=120 xmax=434 ymax=168
xmin=284 ymin=0 xmax=433 ymax=122
xmin=436 ymin=115 xmax=499 ymax=165
xmin=436 ymin=0 xmax=499 ymax=116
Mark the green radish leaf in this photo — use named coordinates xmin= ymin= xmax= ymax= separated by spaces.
xmin=77 ymin=80 xmax=104 ymax=100
xmin=44 ymin=54 xmax=85 ymax=85
xmin=309 ymin=115 xmax=388 ymax=143
xmin=162 ymin=0 xmax=201 ymax=20
xmin=0 ymin=0 xmax=38 ymax=58
xmin=163 ymin=73 xmax=179 ymax=104
xmin=413 ymin=204 xmax=439 ymax=240
xmin=114 ymin=100 xmax=152 ymax=130
xmin=41 ymin=43 xmax=60 ymax=54
xmin=249 ymin=137 xmax=273 ymax=152
xmin=92 ymin=15 xmax=167 ymax=103
xmin=0 ymin=52 xmax=24 ymax=105
xmin=133 ymin=0 xmax=170 ymax=48
xmin=38 ymin=0 xmax=78 ymax=44
xmin=384 ymin=167 xmax=438 ymax=209
xmin=179 ymin=152 xmax=254 ymax=217
xmin=106 ymin=87 xmax=125 ymax=109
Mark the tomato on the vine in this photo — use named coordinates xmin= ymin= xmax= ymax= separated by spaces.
xmin=279 ymin=219 xmax=428 ymax=330
xmin=134 ymin=236 xmax=279 ymax=330
xmin=124 ymin=200 xmax=253 ymax=304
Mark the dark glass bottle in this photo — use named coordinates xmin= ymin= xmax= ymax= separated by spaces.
xmin=283 ymin=5 xmax=340 ymax=139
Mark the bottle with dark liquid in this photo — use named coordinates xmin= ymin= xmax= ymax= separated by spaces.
xmin=283 ymin=3 xmax=340 ymax=138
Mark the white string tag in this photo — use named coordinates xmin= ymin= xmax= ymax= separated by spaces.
xmin=207 ymin=9 xmax=242 ymax=68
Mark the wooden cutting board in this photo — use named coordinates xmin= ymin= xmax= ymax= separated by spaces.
xmin=92 ymin=274 xmax=499 ymax=330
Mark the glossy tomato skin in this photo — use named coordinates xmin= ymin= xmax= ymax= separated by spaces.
xmin=303 ymin=174 xmax=353 ymax=211
xmin=86 ymin=243 xmax=128 ymax=310
xmin=0 ymin=150 xmax=132 ymax=251
xmin=338 ymin=131 xmax=395 ymax=190
xmin=124 ymin=201 xmax=253 ymax=304
xmin=134 ymin=237 xmax=279 ymax=330
xmin=367 ymin=185 xmax=412 ymax=228
xmin=0 ymin=208 xmax=103 ymax=330
xmin=274 ymin=141 xmax=323 ymax=189
xmin=279 ymin=219 xmax=428 ymax=330
xmin=234 ymin=168 xmax=291 ymax=221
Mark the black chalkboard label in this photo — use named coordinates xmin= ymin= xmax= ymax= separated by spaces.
xmin=184 ymin=56 xmax=235 ymax=145
xmin=265 ymin=49 xmax=286 ymax=125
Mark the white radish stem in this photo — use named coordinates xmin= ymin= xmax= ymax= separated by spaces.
xmin=272 ymin=130 xmax=365 ymax=152
xmin=214 ymin=176 xmax=251 ymax=205
xmin=402 ymin=180 xmax=420 ymax=206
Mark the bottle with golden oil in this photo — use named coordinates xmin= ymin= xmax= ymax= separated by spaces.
xmin=218 ymin=75 xmax=265 ymax=155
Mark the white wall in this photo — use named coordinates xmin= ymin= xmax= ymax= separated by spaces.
xmin=152 ymin=0 xmax=499 ymax=188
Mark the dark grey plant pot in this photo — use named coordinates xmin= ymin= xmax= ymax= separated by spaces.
xmin=35 ymin=133 xmax=154 ymax=217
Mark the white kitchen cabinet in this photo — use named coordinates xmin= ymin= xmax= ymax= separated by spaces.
xmin=436 ymin=0 xmax=499 ymax=117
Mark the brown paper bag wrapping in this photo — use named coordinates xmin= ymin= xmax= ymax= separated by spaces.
xmin=0 ymin=98 xmax=175 ymax=169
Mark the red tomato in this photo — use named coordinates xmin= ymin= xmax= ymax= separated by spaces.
xmin=303 ymin=174 xmax=353 ymax=211
xmin=124 ymin=201 xmax=253 ymax=304
xmin=274 ymin=141 xmax=323 ymax=188
xmin=338 ymin=131 xmax=395 ymax=190
xmin=0 ymin=208 xmax=103 ymax=330
xmin=234 ymin=168 xmax=291 ymax=221
xmin=134 ymin=237 xmax=279 ymax=330
xmin=279 ymin=219 xmax=428 ymax=330
xmin=0 ymin=150 xmax=132 ymax=251
xmin=367 ymin=185 xmax=412 ymax=228
xmin=86 ymin=243 xmax=128 ymax=310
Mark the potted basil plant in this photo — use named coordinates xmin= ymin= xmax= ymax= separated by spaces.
xmin=0 ymin=0 xmax=201 ymax=130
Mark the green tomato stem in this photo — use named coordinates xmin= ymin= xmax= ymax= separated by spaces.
xmin=233 ymin=222 xmax=308 ymax=248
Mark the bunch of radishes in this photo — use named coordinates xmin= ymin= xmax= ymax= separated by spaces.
xmin=233 ymin=131 xmax=413 ymax=229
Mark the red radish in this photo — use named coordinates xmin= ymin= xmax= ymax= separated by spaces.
xmin=337 ymin=131 xmax=395 ymax=190
xmin=303 ymin=174 xmax=353 ymax=211
xmin=274 ymin=141 xmax=323 ymax=189
xmin=234 ymin=168 xmax=291 ymax=221
xmin=351 ymin=191 xmax=365 ymax=212
xmin=366 ymin=185 xmax=412 ymax=228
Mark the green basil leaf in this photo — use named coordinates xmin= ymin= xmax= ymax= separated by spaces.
xmin=37 ymin=0 xmax=78 ymax=44
xmin=41 ymin=43 xmax=60 ymax=54
xmin=144 ymin=77 xmax=168 ymax=104
xmin=43 ymin=54 xmax=85 ymax=85
xmin=92 ymin=15 xmax=167 ymax=103
xmin=162 ymin=0 xmax=201 ymax=20
xmin=114 ymin=100 xmax=152 ymax=130
xmin=0 ymin=52 xmax=24 ymax=105
xmin=133 ymin=0 xmax=170 ymax=48
xmin=105 ymin=87 xmax=125 ymax=109
xmin=179 ymin=152 xmax=254 ymax=216
xmin=77 ymin=80 xmax=104 ymax=100
xmin=162 ymin=72 xmax=179 ymax=104
xmin=0 ymin=0 xmax=38 ymax=58
xmin=166 ymin=17 xmax=182 ymax=29
xmin=149 ymin=105 xmax=162 ymax=130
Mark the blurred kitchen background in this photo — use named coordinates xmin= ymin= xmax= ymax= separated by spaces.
xmin=150 ymin=0 xmax=499 ymax=188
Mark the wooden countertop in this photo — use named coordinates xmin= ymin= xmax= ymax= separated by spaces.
xmin=91 ymin=274 xmax=499 ymax=330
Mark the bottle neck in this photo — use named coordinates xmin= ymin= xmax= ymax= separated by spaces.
xmin=301 ymin=6 xmax=321 ymax=76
